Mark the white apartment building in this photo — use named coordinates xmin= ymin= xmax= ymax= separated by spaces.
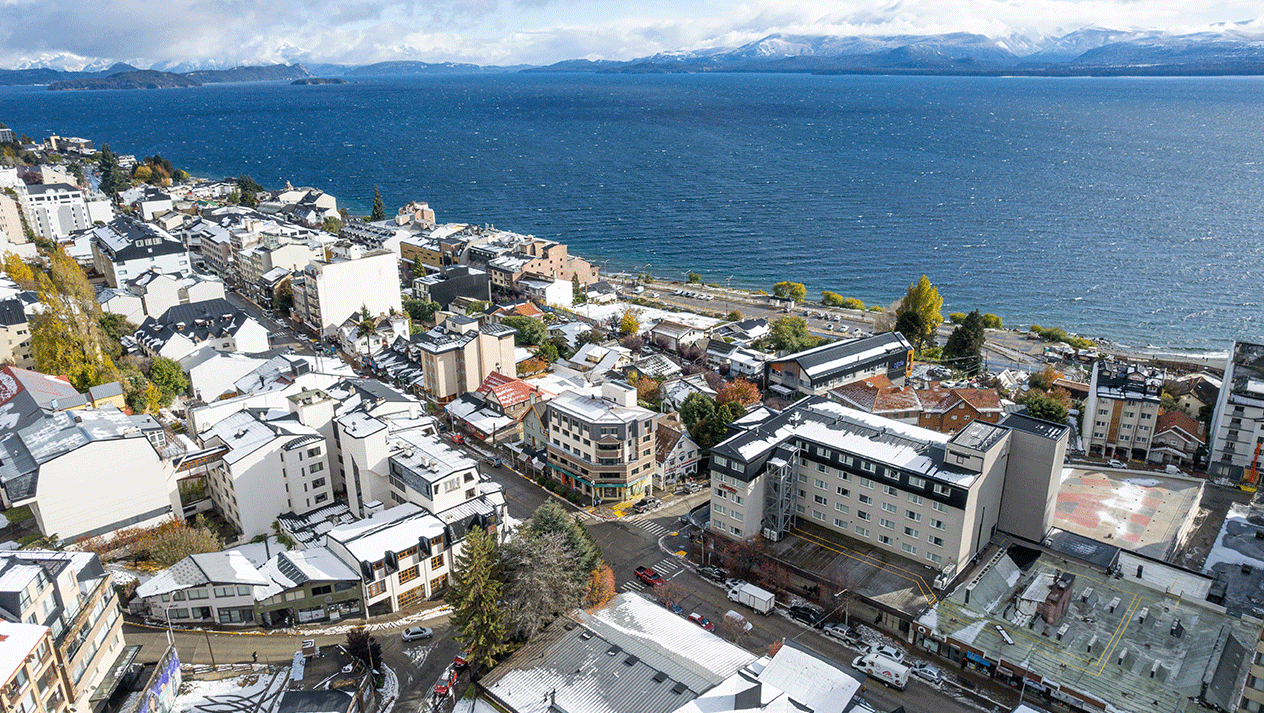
xmin=89 ymin=217 xmax=191 ymax=288
xmin=0 ymin=297 xmax=33 ymax=368
xmin=325 ymin=503 xmax=456 ymax=614
xmin=0 ymin=551 xmax=127 ymax=711
xmin=133 ymin=298 xmax=270 ymax=362
xmin=546 ymin=382 xmax=659 ymax=503
xmin=133 ymin=551 xmax=269 ymax=626
xmin=1083 ymin=362 xmax=1163 ymax=462
xmin=707 ymin=397 xmax=1067 ymax=579
xmin=0 ymin=408 xmax=181 ymax=542
xmin=1209 ymin=341 xmax=1264 ymax=484
xmin=17 ymin=184 xmax=96 ymax=241
xmin=292 ymin=244 xmax=402 ymax=337
xmin=197 ymin=409 xmax=335 ymax=540
xmin=0 ymin=191 xmax=30 ymax=249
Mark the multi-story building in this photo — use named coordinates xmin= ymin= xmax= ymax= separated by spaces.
xmin=0 ymin=622 xmax=71 ymax=713
xmin=18 ymin=184 xmax=93 ymax=242
xmin=0 ymin=192 xmax=28 ymax=248
xmin=1083 ymin=362 xmax=1164 ymax=462
xmin=0 ymin=297 xmax=33 ymax=368
xmin=765 ymin=332 xmax=914 ymax=398
xmin=197 ymin=408 xmax=335 ymax=539
xmin=412 ymin=266 xmax=490 ymax=309
xmin=546 ymin=382 xmax=659 ymax=503
xmin=89 ymin=217 xmax=191 ymax=288
xmin=0 ymin=550 xmax=127 ymax=711
xmin=707 ymin=397 xmax=1067 ymax=578
xmin=828 ymin=377 xmax=1004 ymax=435
xmin=1210 ymin=341 xmax=1264 ymax=485
xmin=254 ymin=547 xmax=364 ymax=627
xmin=0 ymin=408 xmax=181 ymax=542
xmin=133 ymin=551 xmax=270 ymax=626
xmin=324 ymin=503 xmax=460 ymax=615
xmin=99 ymin=268 xmax=226 ymax=324
xmin=237 ymin=238 xmax=320 ymax=303
xmin=133 ymin=298 xmax=270 ymax=362
xmin=654 ymin=412 xmax=700 ymax=490
xmin=1150 ymin=410 xmax=1204 ymax=469
xmin=291 ymin=244 xmax=402 ymax=337
xmin=486 ymin=239 xmax=598 ymax=295
xmin=410 ymin=313 xmax=517 ymax=404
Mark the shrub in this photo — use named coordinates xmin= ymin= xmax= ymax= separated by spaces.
xmin=982 ymin=313 xmax=1003 ymax=329
xmin=948 ymin=312 xmax=967 ymax=324
xmin=839 ymin=297 xmax=865 ymax=310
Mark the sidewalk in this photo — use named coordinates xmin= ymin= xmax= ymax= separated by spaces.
xmin=128 ymin=600 xmax=453 ymax=637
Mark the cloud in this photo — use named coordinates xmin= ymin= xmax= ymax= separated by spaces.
xmin=0 ymin=0 xmax=1260 ymax=68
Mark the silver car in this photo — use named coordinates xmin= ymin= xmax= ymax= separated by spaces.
xmin=401 ymin=626 xmax=433 ymax=642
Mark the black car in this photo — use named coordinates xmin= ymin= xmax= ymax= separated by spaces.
xmin=787 ymin=606 xmax=825 ymax=627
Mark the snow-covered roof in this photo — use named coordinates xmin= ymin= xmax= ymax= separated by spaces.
xmin=136 ymin=551 xmax=268 ymax=599
xmin=0 ymin=622 xmax=49 ymax=685
xmin=255 ymin=547 xmax=359 ymax=601
xmin=325 ymin=503 xmax=445 ymax=563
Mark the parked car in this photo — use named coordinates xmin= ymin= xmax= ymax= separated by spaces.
xmin=787 ymin=606 xmax=824 ymax=627
xmin=634 ymin=497 xmax=662 ymax=513
xmin=697 ymin=566 xmax=726 ymax=583
xmin=635 ymin=566 xmax=664 ymax=586
xmin=821 ymin=623 xmax=858 ymax=644
xmin=724 ymin=578 xmax=747 ymax=592
xmin=688 ymin=482 xmax=703 ymax=493
xmin=453 ymin=646 xmax=474 ymax=670
xmin=674 ymin=486 xmax=690 ymax=496
xmin=401 ymin=626 xmax=433 ymax=642
xmin=450 ymin=433 xmax=465 ymax=445
xmin=866 ymin=642 xmax=905 ymax=663
xmin=1107 ymin=459 xmax=1126 ymax=468
xmin=665 ymin=601 xmax=684 ymax=615
xmin=910 ymin=661 xmax=945 ymax=684
xmin=688 ymin=613 xmax=715 ymax=632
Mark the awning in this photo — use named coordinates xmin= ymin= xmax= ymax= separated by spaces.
xmin=89 ymin=644 xmax=143 ymax=703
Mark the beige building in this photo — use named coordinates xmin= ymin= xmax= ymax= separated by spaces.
xmin=0 ymin=192 xmax=27 ymax=246
xmin=410 ymin=314 xmax=517 ymax=405
xmin=546 ymin=382 xmax=659 ymax=503
xmin=0 ymin=622 xmax=71 ymax=713
xmin=0 ymin=551 xmax=127 ymax=711
xmin=1084 ymin=362 xmax=1164 ymax=462
xmin=486 ymin=239 xmax=599 ymax=295
xmin=0 ymin=297 xmax=32 ymax=368
xmin=708 ymin=397 xmax=1067 ymax=579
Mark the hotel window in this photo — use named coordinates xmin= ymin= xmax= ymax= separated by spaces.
xmin=715 ymin=489 xmax=728 ymax=499
xmin=714 ymin=504 xmax=726 ymax=516
xmin=882 ymin=502 xmax=897 ymax=513
xmin=934 ymin=484 xmax=951 ymax=496
xmin=813 ymin=511 xmax=826 ymax=522
xmin=904 ymin=526 xmax=919 ymax=538
xmin=907 ymin=510 xmax=921 ymax=521
xmin=856 ymin=510 xmax=870 ymax=521
xmin=399 ymin=566 xmax=420 ymax=584
xmin=859 ymin=478 xmax=874 ymax=489
xmin=798 ymin=489 xmax=806 ymax=498
xmin=837 ymin=487 xmax=850 ymax=497
xmin=732 ymin=511 xmax=743 ymax=521
xmin=907 ymin=476 xmax=925 ymax=489
xmin=796 ymin=505 xmax=806 ymax=514
xmin=860 ymin=461 xmax=876 ymax=473
xmin=929 ymin=536 xmax=945 ymax=547
xmin=932 ymin=501 xmax=948 ymax=512
xmin=733 ymin=494 xmax=743 ymax=505
xmin=883 ymin=485 xmax=898 ymax=496
xmin=878 ymin=535 xmax=892 ymax=545
xmin=815 ymin=479 xmax=827 ymax=489
xmin=367 ymin=581 xmax=386 ymax=597
xmin=927 ymin=552 xmax=943 ymax=564
xmin=838 ymin=471 xmax=850 ymax=481
xmin=835 ymin=503 xmax=849 ymax=514
xmin=430 ymin=555 xmax=445 ymax=569
xmin=817 ymin=463 xmax=826 ymax=473
xmin=931 ymin=519 xmax=946 ymax=529
xmin=858 ymin=494 xmax=872 ymax=504
xmin=835 ymin=518 xmax=847 ymax=527
xmin=855 ymin=526 xmax=869 ymax=537
xmin=901 ymin=543 xmax=916 ymax=555
xmin=907 ymin=494 xmax=923 ymax=505
xmin=814 ymin=495 xmax=827 ymax=505
xmin=880 ymin=518 xmax=895 ymax=529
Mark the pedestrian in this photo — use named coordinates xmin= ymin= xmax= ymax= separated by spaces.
xmin=252 ymin=651 xmax=258 ymax=663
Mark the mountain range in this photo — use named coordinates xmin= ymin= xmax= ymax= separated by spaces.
xmin=5 ymin=27 xmax=1264 ymax=87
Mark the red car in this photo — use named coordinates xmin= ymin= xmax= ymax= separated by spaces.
xmin=450 ymin=433 xmax=465 ymax=445
xmin=453 ymin=646 xmax=475 ymax=670
xmin=433 ymin=665 xmax=457 ymax=696
xmin=688 ymin=613 xmax=715 ymax=632
xmin=635 ymin=566 xmax=664 ymax=586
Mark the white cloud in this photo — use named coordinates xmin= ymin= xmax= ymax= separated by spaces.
xmin=0 ymin=0 xmax=1260 ymax=68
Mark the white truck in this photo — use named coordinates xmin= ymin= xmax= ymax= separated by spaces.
xmin=852 ymin=654 xmax=909 ymax=690
xmin=728 ymin=582 xmax=775 ymax=614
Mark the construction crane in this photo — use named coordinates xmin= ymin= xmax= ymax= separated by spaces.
xmin=1242 ymin=440 xmax=1261 ymax=493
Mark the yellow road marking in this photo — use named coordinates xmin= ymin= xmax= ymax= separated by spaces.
xmin=790 ymin=527 xmax=937 ymax=606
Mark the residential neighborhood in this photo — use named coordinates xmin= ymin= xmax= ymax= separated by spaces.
xmin=1 ymin=124 xmax=1262 ymax=713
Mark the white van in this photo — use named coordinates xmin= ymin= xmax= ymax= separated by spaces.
xmin=852 ymin=654 xmax=909 ymax=690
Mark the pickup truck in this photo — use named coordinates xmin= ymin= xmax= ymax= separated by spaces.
xmin=635 ymin=566 xmax=664 ymax=586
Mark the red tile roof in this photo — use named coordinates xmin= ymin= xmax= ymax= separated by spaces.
xmin=1155 ymin=410 xmax=1204 ymax=444
xmin=476 ymin=371 xmax=553 ymax=408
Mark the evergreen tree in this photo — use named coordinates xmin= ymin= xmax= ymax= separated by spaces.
xmin=445 ymin=527 xmax=508 ymax=672
xmin=236 ymin=175 xmax=262 ymax=208
xmin=525 ymin=501 xmax=601 ymax=581
xmin=942 ymin=309 xmax=986 ymax=375
xmin=97 ymin=145 xmax=129 ymax=198
xmin=371 ymin=185 xmax=386 ymax=221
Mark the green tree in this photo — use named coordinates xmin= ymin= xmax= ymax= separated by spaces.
xmin=29 ymin=249 xmax=117 ymax=390
xmin=344 ymin=629 xmax=383 ymax=672
xmin=403 ymin=298 xmax=440 ymax=326
xmin=725 ymin=310 xmax=742 ymax=322
xmin=236 ymin=174 xmax=262 ymax=207
xmin=982 ymin=313 xmax=1003 ymax=329
xmin=893 ymin=275 xmax=942 ymax=353
xmin=767 ymin=316 xmax=820 ymax=353
xmin=686 ymin=272 xmax=702 ymax=284
xmin=526 ymin=501 xmax=601 ymax=579
xmin=465 ymin=300 xmax=489 ymax=316
xmin=371 ymin=185 xmax=386 ymax=221
xmin=445 ymin=527 xmax=508 ymax=672
xmin=356 ymin=317 xmax=381 ymax=360
xmin=321 ymin=216 xmax=343 ymax=234
xmin=578 ymin=329 xmax=605 ymax=347
xmin=148 ymin=357 xmax=188 ymax=399
xmin=772 ymin=281 xmax=806 ymax=301
xmin=536 ymin=341 xmax=559 ymax=363
xmin=410 ymin=259 xmax=426 ymax=279
xmin=147 ymin=519 xmax=222 ymax=566
xmin=948 ymin=312 xmax=967 ymax=324
xmin=942 ymin=310 xmax=986 ymax=375
xmin=1025 ymin=392 xmax=1069 ymax=424
xmin=97 ymin=145 xmax=129 ymax=197
xmin=680 ymin=392 xmax=716 ymax=432
xmin=821 ymin=291 xmax=844 ymax=307
xmin=500 ymin=530 xmax=587 ymax=639
xmin=500 ymin=315 xmax=546 ymax=346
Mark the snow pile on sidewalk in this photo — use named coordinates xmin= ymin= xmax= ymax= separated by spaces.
xmin=172 ymin=671 xmax=284 ymax=713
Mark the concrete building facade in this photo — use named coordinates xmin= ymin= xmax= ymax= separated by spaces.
xmin=1210 ymin=342 xmax=1264 ymax=485
xmin=1084 ymin=362 xmax=1164 ymax=462
xmin=546 ymin=382 xmax=659 ymax=503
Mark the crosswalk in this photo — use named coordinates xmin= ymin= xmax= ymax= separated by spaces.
xmin=633 ymin=519 xmax=670 ymax=537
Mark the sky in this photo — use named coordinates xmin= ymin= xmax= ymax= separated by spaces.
xmin=0 ymin=0 xmax=1261 ymax=70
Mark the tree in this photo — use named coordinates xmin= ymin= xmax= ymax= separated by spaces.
xmin=942 ymin=310 xmax=986 ymax=375
xmin=357 ymin=317 xmax=381 ymax=360
xmin=322 ymin=216 xmax=343 ymax=234
xmin=30 ymin=249 xmax=117 ymax=390
xmin=3 ymin=253 xmax=35 ymax=289
xmin=586 ymin=563 xmax=616 ymax=609
xmin=345 ymin=629 xmax=383 ymax=672
xmin=680 ymin=392 xmax=717 ymax=432
xmin=773 ymin=281 xmax=806 ymax=301
xmin=948 ymin=312 xmax=967 ymax=324
xmin=146 ymin=519 xmax=221 ymax=566
xmin=526 ymin=501 xmax=601 ymax=579
xmin=445 ymin=526 xmax=508 ymax=672
xmin=686 ymin=272 xmax=702 ymax=284
xmin=1028 ymin=365 xmax=1063 ymax=392
xmin=579 ymin=329 xmax=605 ymax=347
xmin=403 ymin=298 xmax=440 ymax=326
xmin=893 ymin=275 xmax=942 ymax=353
xmin=1024 ymin=392 xmax=1069 ymax=424
xmin=465 ymin=300 xmax=489 ymax=316
xmin=500 ymin=315 xmax=546 ymax=346
xmin=97 ymin=145 xmax=130 ymax=198
xmin=370 ymin=185 xmax=386 ymax=221
xmin=500 ymin=530 xmax=587 ymax=639
xmin=725 ymin=310 xmax=742 ymax=322
xmin=536 ymin=341 xmax=559 ymax=363
xmin=619 ymin=308 xmax=640 ymax=336
xmin=633 ymin=375 xmax=661 ymax=405
xmin=767 ymin=316 xmax=819 ymax=353
xmin=619 ymin=335 xmax=644 ymax=353
xmin=982 ymin=313 xmax=1003 ymax=329
xmin=148 ymin=357 xmax=188 ymax=399
xmin=717 ymin=378 xmax=760 ymax=406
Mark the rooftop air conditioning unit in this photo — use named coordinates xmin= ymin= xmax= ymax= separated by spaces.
xmin=762 ymin=528 xmax=781 ymax=542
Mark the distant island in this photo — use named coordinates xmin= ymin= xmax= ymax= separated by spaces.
xmin=291 ymin=77 xmax=348 ymax=85
xmin=48 ymin=70 xmax=201 ymax=91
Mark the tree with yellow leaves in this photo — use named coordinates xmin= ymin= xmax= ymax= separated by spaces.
xmin=29 ymin=248 xmax=118 ymax=390
xmin=2 ymin=252 xmax=36 ymax=290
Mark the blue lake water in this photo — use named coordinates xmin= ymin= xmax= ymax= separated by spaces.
xmin=1 ymin=72 xmax=1261 ymax=354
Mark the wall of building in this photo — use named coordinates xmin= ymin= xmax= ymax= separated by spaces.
xmin=996 ymin=429 xmax=1067 ymax=543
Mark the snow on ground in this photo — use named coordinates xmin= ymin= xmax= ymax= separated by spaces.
xmin=0 ymin=512 xmax=9 ymax=528
xmin=379 ymin=666 xmax=399 ymax=713
xmin=1125 ymin=477 xmax=1163 ymax=487
xmin=227 ymin=537 xmax=285 ymax=568
xmin=402 ymin=643 xmax=434 ymax=669
xmin=106 ymin=562 xmax=156 ymax=588
xmin=291 ymin=605 xmax=452 ymax=637
xmin=571 ymin=301 xmax=721 ymax=330
xmin=172 ymin=670 xmax=284 ymax=713
xmin=0 ymin=540 xmax=18 ymax=551
xmin=1203 ymin=502 xmax=1264 ymax=573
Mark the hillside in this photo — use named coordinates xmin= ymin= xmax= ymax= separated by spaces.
xmin=185 ymin=64 xmax=312 ymax=83
xmin=48 ymin=70 xmax=201 ymax=91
